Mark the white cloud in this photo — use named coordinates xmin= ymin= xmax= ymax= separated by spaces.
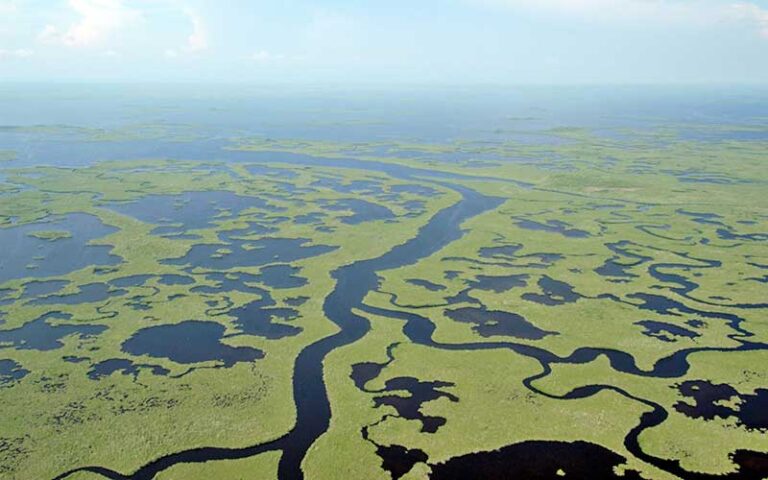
xmin=0 ymin=0 xmax=19 ymax=15
xmin=0 ymin=48 xmax=34 ymax=59
xmin=183 ymin=8 xmax=208 ymax=52
xmin=38 ymin=0 xmax=141 ymax=47
xmin=162 ymin=6 xmax=209 ymax=57
xmin=474 ymin=0 xmax=768 ymax=37
xmin=732 ymin=2 xmax=768 ymax=38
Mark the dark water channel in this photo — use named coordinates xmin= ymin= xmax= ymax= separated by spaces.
xmin=53 ymin=166 xmax=503 ymax=480
xmin=40 ymin=141 xmax=767 ymax=480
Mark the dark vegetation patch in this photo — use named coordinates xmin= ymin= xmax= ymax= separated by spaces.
xmin=109 ymin=395 xmax=180 ymax=416
xmin=0 ymin=437 xmax=29 ymax=476
xmin=49 ymin=400 xmax=100 ymax=432
xmin=34 ymin=373 xmax=69 ymax=393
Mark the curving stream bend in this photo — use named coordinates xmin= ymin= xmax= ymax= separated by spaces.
xmin=50 ymin=150 xmax=767 ymax=480
xmin=52 ymin=174 xmax=504 ymax=480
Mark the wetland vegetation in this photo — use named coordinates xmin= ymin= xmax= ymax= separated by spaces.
xmin=0 ymin=86 xmax=766 ymax=480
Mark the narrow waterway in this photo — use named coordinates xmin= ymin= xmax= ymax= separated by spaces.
xmin=45 ymin=142 xmax=766 ymax=480
xmin=277 ymin=183 xmax=503 ymax=479
xmin=52 ymin=177 xmax=503 ymax=480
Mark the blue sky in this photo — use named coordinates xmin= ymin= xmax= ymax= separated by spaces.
xmin=1 ymin=0 xmax=767 ymax=84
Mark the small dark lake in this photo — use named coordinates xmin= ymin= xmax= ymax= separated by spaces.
xmin=0 ymin=213 xmax=120 ymax=284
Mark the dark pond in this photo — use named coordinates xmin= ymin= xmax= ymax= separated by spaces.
xmin=468 ymin=274 xmax=528 ymax=293
xmin=256 ymin=265 xmax=308 ymax=289
xmin=668 ymin=170 xmax=751 ymax=185
xmin=595 ymin=258 xmax=638 ymax=278
xmin=88 ymin=358 xmax=170 ymax=380
xmin=429 ymin=440 xmax=644 ymax=480
xmin=294 ymin=212 xmax=326 ymax=225
xmin=217 ymin=221 xmax=278 ymax=241
xmin=635 ymin=320 xmax=700 ymax=343
xmin=191 ymin=272 xmax=263 ymax=294
xmin=406 ymin=279 xmax=446 ymax=291
xmin=444 ymin=270 xmax=461 ymax=280
xmin=0 ymin=312 xmax=106 ymax=351
xmin=522 ymin=276 xmax=581 ymax=306
xmin=21 ymin=279 xmax=70 ymax=298
xmin=0 ymin=358 xmax=29 ymax=385
xmin=285 ymin=296 xmax=309 ymax=306
xmin=227 ymin=301 xmax=301 ymax=340
xmin=164 ymin=237 xmax=337 ymax=270
xmin=319 ymin=198 xmax=395 ymax=225
xmin=677 ymin=209 xmax=725 ymax=226
xmin=375 ymin=444 xmax=428 ymax=480
xmin=105 ymin=191 xmax=279 ymax=235
xmin=716 ymin=228 xmax=768 ymax=242
xmin=675 ymin=380 xmax=768 ymax=431
xmin=121 ymin=320 xmax=264 ymax=366
xmin=390 ymin=184 xmax=440 ymax=197
xmin=311 ymin=177 xmax=385 ymax=195
xmin=110 ymin=275 xmax=155 ymax=287
xmin=246 ymin=164 xmax=299 ymax=180
xmin=373 ymin=377 xmax=458 ymax=433
xmin=478 ymin=244 xmax=523 ymax=259
xmin=158 ymin=274 xmax=195 ymax=286
xmin=515 ymin=219 xmax=590 ymax=238
xmin=31 ymin=282 xmax=127 ymax=305
xmin=0 ymin=213 xmax=120 ymax=284
xmin=445 ymin=307 xmax=555 ymax=340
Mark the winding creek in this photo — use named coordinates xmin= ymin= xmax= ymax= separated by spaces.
xmin=35 ymin=142 xmax=768 ymax=480
xmin=52 ymin=155 xmax=505 ymax=480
